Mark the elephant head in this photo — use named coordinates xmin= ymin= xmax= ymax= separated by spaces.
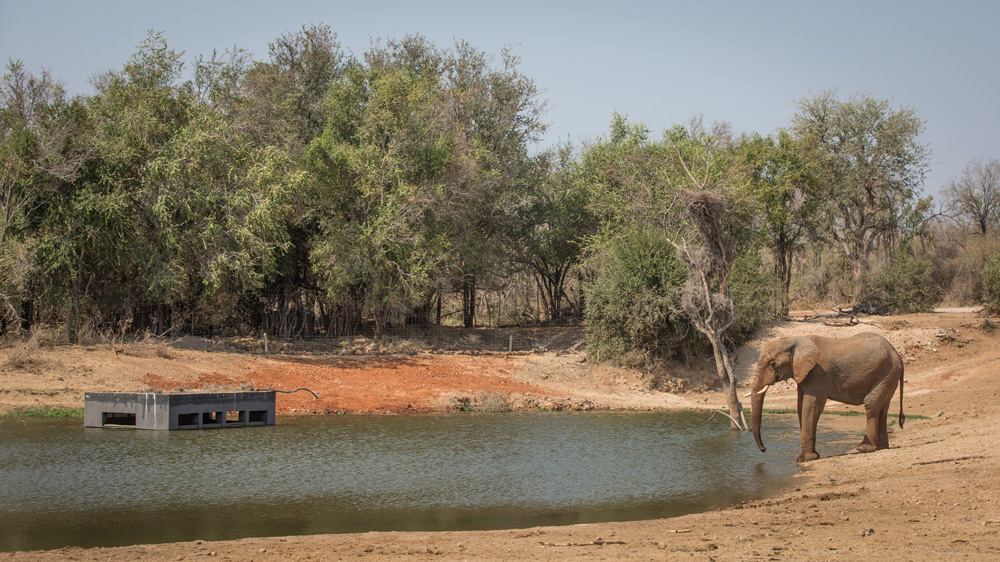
xmin=750 ymin=336 xmax=819 ymax=452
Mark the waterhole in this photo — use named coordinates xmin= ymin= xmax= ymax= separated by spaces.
xmin=0 ymin=411 xmax=858 ymax=551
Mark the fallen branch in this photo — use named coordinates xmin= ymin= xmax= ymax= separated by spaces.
xmin=912 ymin=455 xmax=985 ymax=466
xmin=270 ymin=387 xmax=321 ymax=400
xmin=821 ymin=317 xmax=865 ymax=327
xmin=708 ymin=409 xmax=745 ymax=430
xmin=664 ymin=529 xmax=691 ymax=533
xmin=539 ymin=539 xmax=626 ymax=547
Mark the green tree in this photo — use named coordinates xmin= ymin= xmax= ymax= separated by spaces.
xmin=581 ymin=115 xmax=765 ymax=428
xmin=238 ymin=24 xmax=347 ymax=150
xmin=439 ymin=41 xmax=546 ymax=327
xmin=143 ymin=109 xmax=302 ymax=327
xmin=50 ymin=30 xmax=192 ymax=339
xmin=792 ymin=90 xmax=931 ymax=299
xmin=503 ymin=146 xmax=593 ymax=321
xmin=0 ymin=61 xmax=87 ymax=331
xmin=306 ymin=41 xmax=455 ymax=337
xmin=306 ymin=36 xmax=545 ymax=334
xmin=738 ymin=130 xmax=821 ymax=315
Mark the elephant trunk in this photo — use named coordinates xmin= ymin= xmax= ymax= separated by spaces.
xmin=750 ymin=368 xmax=769 ymax=453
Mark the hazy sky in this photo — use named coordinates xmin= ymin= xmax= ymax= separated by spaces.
xmin=2 ymin=0 xmax=997 ymax=197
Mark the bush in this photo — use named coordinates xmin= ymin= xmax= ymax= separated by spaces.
xmin=871 ymin=250 xmax=940 ymax=313
xmin=982 ymin=255 xmax=1000 ymax=314
xmin=585 ymin=229 xmax=779 ymax=369
xmin=791 ymin=245 xmax=854 ymax=306
xmin=730 ymin=252 xmax=779 ymax=341
xmin=584 ymin=228 xmax=697 ymax=368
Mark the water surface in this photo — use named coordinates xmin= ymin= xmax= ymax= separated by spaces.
xmin=0 ymin=411 xmax=856 ymax=551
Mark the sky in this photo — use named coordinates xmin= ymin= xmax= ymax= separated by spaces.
xmin=2 ymin=0 xmax=998 ymax=198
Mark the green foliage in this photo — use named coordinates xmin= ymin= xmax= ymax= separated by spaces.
xmin=872 ymin=249 xmax=940 ymax=313
xmin=982 ymin=255 xmax=1000 ymax=314
xmin=4 ymin=25 xmax=977 ymax=357
xmin=584 ymin=228 xmax=696 ymax=367
xmin=729 ymin=252 xmax=779 ymax=340
xmin=0 ymin=406 xmax=84 ymax=418
xmin=737 ymin=130 xmax=821 ymax=314
xmin=792 ymin=90 xmax=931 ymax=298
xmin=502 ymin=147 xmax=593 ymax=320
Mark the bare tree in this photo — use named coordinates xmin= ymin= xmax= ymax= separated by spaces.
xmin=662 ymin=123 xmax=747 ymax=430
xmin=944 ymin=158 xmax=1000 ymax=236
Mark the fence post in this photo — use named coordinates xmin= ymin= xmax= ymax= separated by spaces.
xmin=264 ymin=332 xmax=269 ymax=355
xmin=508 ymin=335 xmax=513 ymax=353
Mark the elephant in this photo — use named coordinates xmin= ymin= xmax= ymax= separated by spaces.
xmin=749 ymin=332 xmax=904 ymax=462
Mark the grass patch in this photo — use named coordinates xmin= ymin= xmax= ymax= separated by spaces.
xmin=755 ymin=408 xmax=928 ymax=420
xmin=449 ymin=392 xmax=512 ymax=413
xmin=0 ymin=406 xmax=84 ymax=418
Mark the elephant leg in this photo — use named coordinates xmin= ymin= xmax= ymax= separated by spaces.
xmin=858 ymin=403 xmax=887 ymax=453
xmin=878 ymin=407 xmax=889 ymax=449
xmin=859 ymin=382 xmax=895 ymax=453
xmin=796 ymin=390 xmax=826 ymax=463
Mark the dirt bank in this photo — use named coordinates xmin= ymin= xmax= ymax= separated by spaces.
xmin=2 ymin=312 xmax=1000 ymax=560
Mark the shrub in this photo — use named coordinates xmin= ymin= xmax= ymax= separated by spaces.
xmin=982 ymin=255 xmax=1000 ymax=314
xmin=584 ymin=228 xmax=697 ymax=368
xmin=729 ymin=252 xmax=779 ymax=341
xmin=872 ymin=250 xmax=940 ymax=313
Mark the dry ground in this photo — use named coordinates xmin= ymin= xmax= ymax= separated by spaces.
xmin=2 ymin=311 xmax=1000 ymax=560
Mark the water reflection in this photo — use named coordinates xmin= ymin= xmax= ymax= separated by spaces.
xmin=0 ymin=411 xmax=858 ymax=551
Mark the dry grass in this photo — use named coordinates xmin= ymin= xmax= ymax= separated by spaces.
xmin=0 ymin=328 xmax=63 ymax=374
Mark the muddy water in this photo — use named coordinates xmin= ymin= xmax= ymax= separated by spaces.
xmin=0 ymin=411 xmax=857 ymax=551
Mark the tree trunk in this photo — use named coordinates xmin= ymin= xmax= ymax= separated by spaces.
xmin=69 ymin=278 xmax=81 ymax=344
xmin=708 ymin=334 xmax=745 ymax=430
xmin=462 ymin=275 xmax=477 ymax=328
xmin=436 ymin=291 xmax=442 ymax=325
xmin=775 ymin=247 xmax=791 ymax=316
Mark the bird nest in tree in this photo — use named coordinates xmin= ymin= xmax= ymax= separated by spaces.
xmin=678 ymin=189 xmax=731 ymax=267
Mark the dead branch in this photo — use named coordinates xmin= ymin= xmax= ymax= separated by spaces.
xmin=708 ymin=410 xmax=741 ymax=426
xmin=270 ymin=387 xmax=321 ymax=400
xmin=912 ymin=455 xmax=985 ymax=466
xmin=539 ymin=539 xmax=626 ymax=547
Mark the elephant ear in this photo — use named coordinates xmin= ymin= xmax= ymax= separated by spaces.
xmin=791 ymin=337 xmax=820 ymax=384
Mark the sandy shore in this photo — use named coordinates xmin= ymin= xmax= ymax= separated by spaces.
xmin=3 ymin=312 xmax=999 ymax=560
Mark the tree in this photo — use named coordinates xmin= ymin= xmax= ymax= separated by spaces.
xmin=439 ymin=40 xmax=546 ymax=327
xmin=503 ymin=146 xmax=592 ymax=321
xmin=944 ymin=158 xmax=1000 ymax=236
xmin=238 ymin=24 xmax=347 ymax=150
xmin=660 ymin=121 xmax=752 ymax=430
xmin=582 ymin=114 xmax=756 ymax=428
xmin=306 ymin=39 xmax=456 ymax=337
xmin=584 ymin=226 xmax=692 ymax=367
xmin=738 ymin=130 xmax=821 ymax=315
xmin=143 ymin=109 xmax=301 ymax=327
xmin=792 ymin=90 xmax=931 ymax=299
xmin=46 ymin=30 xmax=193 ymax=340
xmin=1 ymin=60 xmax=87 ymax=331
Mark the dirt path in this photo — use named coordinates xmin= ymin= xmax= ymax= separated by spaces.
xmin=3 ymin=312 xmax=1000 ymax=560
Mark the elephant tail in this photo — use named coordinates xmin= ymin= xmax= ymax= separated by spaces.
xmin=898 ymin=369 xmax=905 ymax=430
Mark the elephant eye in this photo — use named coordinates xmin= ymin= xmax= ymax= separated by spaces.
xmin=768 ymin=359 xmax=776 ymax=369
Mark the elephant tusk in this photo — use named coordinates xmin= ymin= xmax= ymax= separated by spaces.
xmin=743 ymin=391 xmax=751 ymax=398
xmin=756 ymin=385 xmax=771 ymax=395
